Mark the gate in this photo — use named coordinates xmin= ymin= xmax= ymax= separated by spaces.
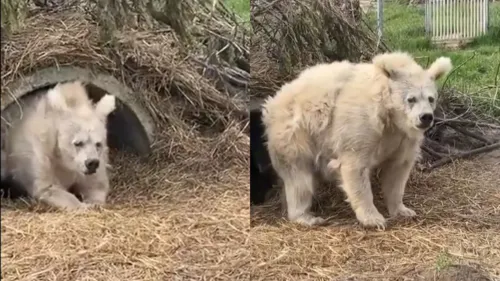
xmin=425 ymin=0 xmax=489 ymax=46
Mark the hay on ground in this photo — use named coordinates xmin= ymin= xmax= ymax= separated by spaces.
xmin=250 ymin=155 xmax=500 ymax=280
xmin=1 ymin=1 xmax=250 ymax=280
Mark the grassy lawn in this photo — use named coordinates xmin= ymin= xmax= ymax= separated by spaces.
xmin=368 ymin=2 xmax=500 ymax=116
xmin=224 ymin=0 xmax=250 ymax=26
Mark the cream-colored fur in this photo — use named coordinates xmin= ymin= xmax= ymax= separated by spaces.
xmin=262 ymin=52 xmax=452 ymax=228
xmin=5 ymin=81 xmax=116 ymax=210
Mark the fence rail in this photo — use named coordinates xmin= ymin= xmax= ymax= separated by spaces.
xmin=425 ymin=0 xmax=489 ymax=44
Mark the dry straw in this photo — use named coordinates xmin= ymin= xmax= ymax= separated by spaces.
xmin=1 ymin=1 xmax=250 ymax=280
xmin=251 ymin=153 xmax=500 ymax=280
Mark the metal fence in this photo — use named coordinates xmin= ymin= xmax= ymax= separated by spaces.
xmin=425 ymin=0 xmax=490 ymax=44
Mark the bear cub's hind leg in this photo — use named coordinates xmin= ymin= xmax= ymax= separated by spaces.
xmin=380 ymin=159 xmax=417 ymax=218
xmin=281 ymin=164 xmax=326 ymax=226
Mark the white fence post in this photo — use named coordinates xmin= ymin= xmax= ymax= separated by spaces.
xmin=377 ymin=0 xmax=384 ymax=39
xmin=425 ymin=0 xmax=432 ymax=35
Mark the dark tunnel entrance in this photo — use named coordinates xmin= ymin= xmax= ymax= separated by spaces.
xmin=1 ymin=82 xmax=152 ymax=157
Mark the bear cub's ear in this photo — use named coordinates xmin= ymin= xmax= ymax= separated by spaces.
xmin=46 ymin=81 xmax=89 ymax=112
xmin=372 ymin=51 xmax=416 ymax=79
xmin=94 ymin=94 xmax=116 ymax=118
xmin=427 ymin=57 xmax=453 ymax=81
xmin=46 ymin=82 xmax=71 ymax=112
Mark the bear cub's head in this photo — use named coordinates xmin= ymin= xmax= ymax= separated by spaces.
xmin=373 ymin=52 xmax=453 ymax=132
xmin=46 ymin=81 xmax=116 ymax=176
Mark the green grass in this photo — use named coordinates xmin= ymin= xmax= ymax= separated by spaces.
xmin=368 ymin=2 xmax=500 ymax=116
xmin=435 ymin=250 xmax=453 ymax=272
xmin=224 ymin=0 xmax=250 ymax=26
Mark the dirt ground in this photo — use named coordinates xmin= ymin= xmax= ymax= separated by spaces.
xmin=1 ymin=138 xmax=251 ymax=280
xmin=250 ymin=152 xmax=500 ymax=281
xmin=1 ymin=143 xmax=499 ymax=281
xmin=1 ymin=119 xmax=498 ymax=281
xmin=2 ymin=131 xmax=498 ymax=281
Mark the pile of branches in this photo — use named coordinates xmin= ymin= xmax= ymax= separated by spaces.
xmin=250 ymin=0 xmax=388 ymax=98
xmin=1 ymin=0 xmax=250 ymax=126
xmin=419 ymin=89 xmax=500 ymax=171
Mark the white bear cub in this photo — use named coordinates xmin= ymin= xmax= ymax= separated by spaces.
xmin=5 ymin=81 xmax=116 ymax=210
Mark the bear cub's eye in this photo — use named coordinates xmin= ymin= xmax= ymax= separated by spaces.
xmin=407 ymin=97 xmax=417 ymax=103
xmin=96 ymin=142 xmax=102 ymax=148
xmin=74 ymin=141 xmax=84 ymax=147
xmin=428 ymin=97 xmax=435 ymax=103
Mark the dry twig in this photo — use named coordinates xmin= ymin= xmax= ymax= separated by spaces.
xmin=422 ymin=142 xmax=500 ymax=171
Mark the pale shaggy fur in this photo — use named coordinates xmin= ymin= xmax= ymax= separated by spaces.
xmin=262 ymin=52 xmax=452 ymax=228
xmin=4 ymin=81 xmax=116 ymax=210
